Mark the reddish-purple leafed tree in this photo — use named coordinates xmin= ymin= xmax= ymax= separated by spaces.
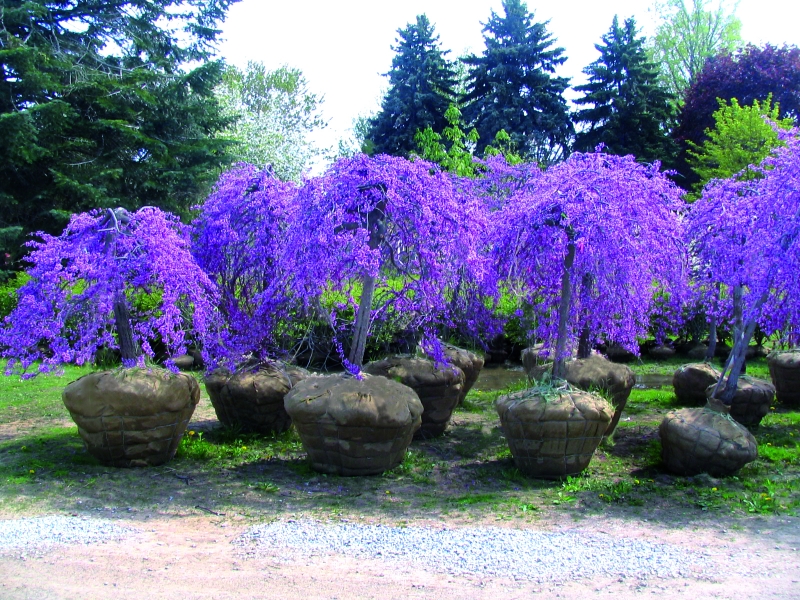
xmin=285 ymin=153 xmax=492 ymax=372
xmin=689 ymin=128 xmax=800 ymax=402
xmin=2 ymin=207 xmax=219 ymax=377
xmin=192 ymin=164 xmax=300 ymax=365
xmin=675 ymin=44 xmax=800 ymax=186
xmin=494 ymin=151 xmax=688 ymax=378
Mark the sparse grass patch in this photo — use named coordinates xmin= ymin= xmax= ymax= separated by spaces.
xmin=0 ymin=357 xmax=797 ymax=524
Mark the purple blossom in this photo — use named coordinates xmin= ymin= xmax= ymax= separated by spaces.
xmin=493 ymin=151 xmax=688 ymax=374
xmin=2 ymin=207 xmax=220 ymax=376
xmin=192 ymin=164 xmax=301 ymax=366
xmin=284 ymin=153 xmax=493 ymax=367
xmin=689 ymin=127 xmax=800 ymax=399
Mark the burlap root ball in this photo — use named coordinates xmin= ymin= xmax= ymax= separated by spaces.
xmin=496 ymin=388 xmax=612 ymax=479
xmin=686 ymin=344 xmax=709 ymax=360
xmin=441 ymin=345 xmax=484 ymax=404
xmin=673 ymin=363 xmax=721 ymax=406
xmin=284 ymin=373 xmax=423 ymax=476
xmin=363 ymin=356 xmax=464 ymax=438
xmin=659 ymin=400 xmax=758 ymax=476
xmin=648 ymin=345 xmax=676 ymax=360
xmin=704 ymin=377 xmax=775 ymax=427
xmin=521 ymin=345 xmax=553 ymax=381
xmin=605 ymin=343 xmax=636 ymax=363
xmin=767 ymin=350 xmax=800 ymax=408
xmin=62 ymin=368 xmax=200 ymax=467
xmin=204 ymin=361 xmax=309 ymax=434
xmin=564 ymin=355 xmax=635 ymax=438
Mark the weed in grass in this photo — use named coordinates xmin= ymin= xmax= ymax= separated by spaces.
xmin=741 ymin=492 xmax=778 ymax=514
xmin=386 ymin=450 xmax=437 ymax=484
xmin=499 ymin=467 xmax=527 ymax=485
xmin=552 ymin=491 xmax=577 ymax=505
xmin=254 ymin=481 xmax=280 ymax=494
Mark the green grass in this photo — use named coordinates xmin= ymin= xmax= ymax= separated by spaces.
xmin=0 ymin=355 xmax=798 ymax=524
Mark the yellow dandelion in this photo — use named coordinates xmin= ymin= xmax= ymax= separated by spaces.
xmin=29 ymin=469 xmax=35 ymax=474
xmin=188 ymin=431 xmax=196 ymax=436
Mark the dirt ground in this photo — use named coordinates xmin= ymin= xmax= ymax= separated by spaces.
xmin=1 ymin=511 xmax=798 ymax=599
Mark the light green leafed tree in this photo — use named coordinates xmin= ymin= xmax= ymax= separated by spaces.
xmin=687 ymin=95 xmax=794 ymax=195
xmin=218 ymin=62 xmax=327 ymax=181
xmin=650 ymin=0 xmax=742 ymax=101
xmin=414 ymin=104 xmax=522 ymax=177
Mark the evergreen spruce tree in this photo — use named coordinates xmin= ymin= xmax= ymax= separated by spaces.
xmin=573 ymin=16 xmax=678 ymax=164
xmin=0 ymin=0 xmax=237 ymax=275
xmin=461 ymin=0 xmax=572 ymax=164
xmin=367 ymin=15 xmax=457 ymax=157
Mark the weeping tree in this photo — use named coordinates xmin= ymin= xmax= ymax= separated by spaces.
xmin=284 ymin=154 xmax=491 ymax=372
xmin=688 ymin=128 xmax=800 ymax=403
xmin=2 ymin=207 xmax=219 ymax=376
xmin=494 ymin=151 xmax=687 ymax=379
xmin=192 ymin=164 xmax=301 ymax=365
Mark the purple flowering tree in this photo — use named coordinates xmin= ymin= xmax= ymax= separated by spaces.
xmin=494 ymin=151 xmax=687 ymax=379
xmin=285 ymin=153 xmax=490 ymax=372
xmin=192 ymin=164 xmax=300 ymax=365
xmin=2 ymin=207 xmax=219 ymax=376
xmin=689 ymin=128 xmax=800 ymax=402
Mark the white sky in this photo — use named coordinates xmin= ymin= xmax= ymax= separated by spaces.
xmin=218 ymin=0 xmax=800 ymax=157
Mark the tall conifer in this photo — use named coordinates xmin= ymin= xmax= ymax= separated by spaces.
xmin=368 ymin=15 xmax=457 ymax=157
xmin=461 ymin=0 xmax=572 ymax=164
xmin=573 ymin=17 xmax=677 ymax=164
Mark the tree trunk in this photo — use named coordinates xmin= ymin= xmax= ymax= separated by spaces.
xmin=716 ymin=318 xmax=758 ymax=404
xmin=552 ymin=239 xmax=576 ymax=380
xmin=347 ymin=200 xmax=385 ymax=370
xmin=577 ymin=326 xmax=591 ymax=360
xmin=706 ymin=314 xmax=717 ymax=362
xmin=348 ymin=274 xmax=376 ymax=369
xmin=113 ymin=288 xmax=139 ymax=362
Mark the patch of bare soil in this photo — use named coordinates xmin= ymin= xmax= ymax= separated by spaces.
xmin=1 ymin=512 xmax=798 ymax=599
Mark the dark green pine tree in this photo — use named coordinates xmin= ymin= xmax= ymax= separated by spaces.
xmin=573 ymin=16 xmax=678 ymax=164
xmin=0 ymin=0 xmax=237 ymax=274
xmin=367 ymin=15 xmax=458 ymax=157
xmin=461 ymin=0 xmax=572 ymax=164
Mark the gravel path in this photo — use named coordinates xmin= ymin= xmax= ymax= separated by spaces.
xmin=235 ymin=520 xmax=712 ymax=583
xmin=0 ymin=516 xmax=134 ymax=557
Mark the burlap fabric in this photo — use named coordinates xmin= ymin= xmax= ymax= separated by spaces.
xmin=705 ymin=377 xmax=775 ymax=427
xmin=649 ymin=345 xmax=676 ymax=360
xmin=659 ymin=399 xmax=758 ymax=476
xmin=62 ymin=369 xmax=200 ymax=467
xmin=767 ymin=350 xmax=800 ymax=408
xmin=363 ymin=356 xmax=464 ymax=438
xmin=686 ymin=344 xmax=708 ymax=360
xmin=284 ymin=374 xmax=423 ymax=476
xmin=442 ymin=345 xmax=484 ymax=404
xmin=495 ymin=388 xmax=612 ymax=478
xmin=521 ymin=345 xmax=552 ymax=381
xmin=605 ymin=343 xmax=636 ymax=363
xmin=673 ymin=363 xmax=721 ymax=406
xmin=204 ymin=361 xmax=308 ymax=434
xmin=564 ymin=355 xmax=635 ymax=438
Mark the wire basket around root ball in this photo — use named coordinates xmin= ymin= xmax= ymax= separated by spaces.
xmin=63 ymin=368 xmax=200 ymax=467
xmin=496 ymin=387 xmax=612 ymax=479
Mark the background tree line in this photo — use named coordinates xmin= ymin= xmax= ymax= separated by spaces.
xmin=2 ymin=0 xmax=799 ymax=279
xmin=365 ymin=0 xmax=800 ymax=187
